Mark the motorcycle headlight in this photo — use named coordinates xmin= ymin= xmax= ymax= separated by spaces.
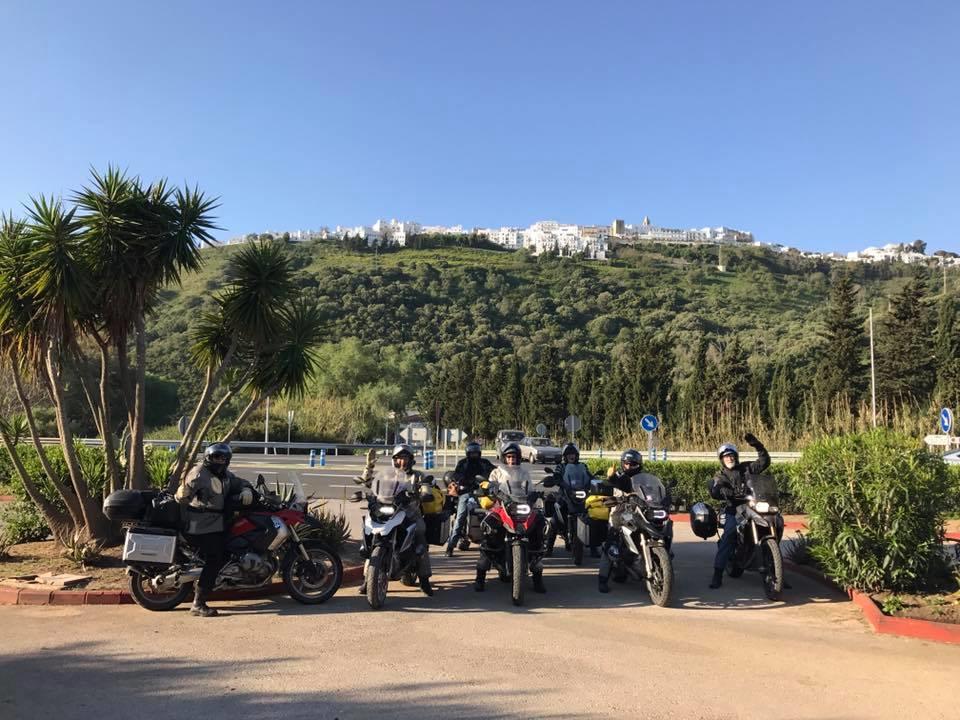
xmin=515 ymin=503 xmax=531 ymax=515
xmin=651 ymin=509 xmax=668 ymax=520
xmin=754 ymin=501 xmax=770 ymax=513
xmin=377 ymin=505 xmax=396 ymax=516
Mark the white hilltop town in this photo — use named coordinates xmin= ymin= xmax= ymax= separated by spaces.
xmin=224 ymin=217 xmax=960 ymax=266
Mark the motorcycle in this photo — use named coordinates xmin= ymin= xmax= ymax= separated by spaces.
xmin=476 ymin=474 xmax=551 ymax=606
xmin=545 ymin=467 xmax=594 ymax=565
xmin=104 ymin=475 xmax=343 ymax=611
xmin=602 ymin=473 xmax=674 ymax=607
xmin=443 ymin=472 xmax=485 ymax=551
xmin=721 ymin=474 xmax=785 ymax=600
xmin=352 ymin=471 xmax=442 ymax=609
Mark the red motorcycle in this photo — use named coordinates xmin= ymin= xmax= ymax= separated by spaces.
xmin=104 ymin=475 xmax=343 ymax=611
xmin=476 ymin=474 xmax=552 ymax=606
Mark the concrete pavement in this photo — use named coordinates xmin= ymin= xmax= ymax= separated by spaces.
xmin=2 ymin=522 xmax=958 ymax=720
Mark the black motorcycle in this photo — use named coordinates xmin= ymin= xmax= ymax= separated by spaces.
xmin=602 ymin=473 xmax=674 ymax=607
xmin=721 ymin=474 xmax=785 ymax=600
xmin=545 ymin=468 xmax=594 ymax=565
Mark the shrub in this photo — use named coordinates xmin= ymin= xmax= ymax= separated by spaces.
xmin=793 ymin=429 xmax=954 ymax=593
xmin=0 ymin=499 xmax=50 ymax=545
xmin=144 ymin=446 xmax=176 ymax=489
xmin=304 ymin=503 xmax=351 ymax=552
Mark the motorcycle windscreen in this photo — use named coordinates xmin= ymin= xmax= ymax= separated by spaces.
xmin=498 ymin=467 xmax=532 ymax=502
xmin=561 ymin=463 xmax=592 ymax=490
xmin=630 ymin=473 xmax=668 ymax=507
xmin=746 ymin=474 xmax=779 ymax=504
xmin=371 ymin=469 xmax=412 ymax=504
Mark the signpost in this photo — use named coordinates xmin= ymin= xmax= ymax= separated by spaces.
xmin=641 ymin=415 xmax=659 ymax=461
xmin=536 ymin=423 xmax=547 ymax=437
xmin=564 ymin=415 xmax=582 ymax=443
xmin=286 ymin=410 xmax=295 ymax=455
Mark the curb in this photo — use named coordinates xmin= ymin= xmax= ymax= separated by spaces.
xmin=849 ymin=589 xmax=960 ymax=645
xmin=782 ymin=560 xmax=960 ymax=645
xmin=0 ymin=563 xmax=364 ymax=607
xmin=668 ymin=513 xmax=807 ymax=531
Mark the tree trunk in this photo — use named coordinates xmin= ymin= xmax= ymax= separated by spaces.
xmin=116 ymin=339 xmax=136 ymax=431
xmin=170 ymin=334 xmax=239 ymax=484
xmin=183 ymin=385 xmax=240 ymax=471
xmin=45 ymin=342 xmax=111 ymax=543
xmin=9 ymin=360 xmax=84 ymax=528
xmin=93 ymin=336 xmax=123 ymax=494
xmin=0 ymin=429 xmax=75 ymax=547
xmin=127 ymin=314 xmax=148 ymax=490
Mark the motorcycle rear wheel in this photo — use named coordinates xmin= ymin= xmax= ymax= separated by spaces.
xmin=366 ymin=546 xmax=390 ymax=609
xmin=645 ymin=546 xmax=673 ymax=608
xmin=283 ymin=543 xmax=343 ymax=604
xmin=128 ymin=572 xmax=192 ymax=611
xmin=761 ymin=537 xmax=783 ymax=600
xmin=511 ymin=544 xmax=527 ymax=606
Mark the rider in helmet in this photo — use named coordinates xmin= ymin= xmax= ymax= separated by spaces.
xmin=474 ymin=442 xmax=550 ymax=594
xmin=707 ymin=432 xmax=770 ymax=589
xmin=546 ymin=443 xmax=601 ymax=558
xmin=605 ymin=448 xmax=644 ymax=492
xmin=175 ymin=442 xmax=255 ymax=617
xmin=445 ymin=441 xmax=495 ymax=557
xmin=357 ymin=444 xmax=436 ymax=596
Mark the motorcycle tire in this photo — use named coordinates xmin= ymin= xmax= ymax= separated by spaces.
xmin=284 ymin=541 xmax=344 ymax=605
xmin=571 ymin=535 xmax=584 ymax=566
xmin=645 ymin=546 xmax=673 ymax=608
xmin=128 ymin=571 xmax=192 ymax=612
xmin=511 ymin=544 xmax=527 ymax=606
xmin=366 ymin=546 xmax=390 ymax=610
xmin=761 ymin=537 xmax=784 ymax=601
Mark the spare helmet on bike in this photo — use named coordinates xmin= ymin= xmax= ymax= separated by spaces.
xmin=391 ymin=443 xmax=415 ymax=470
xmin=465 ymin=441 xmax=482 ymax=461
xmin=717 ymin=443 xmax=739 ymax=466
xmin=561 ymin=443 xmax=579 ymax=463
xmin=203 ymin=442 xmax=232 ymax=476
xmin=501 ymin=442 xmax=521 ymax=465
xmin=620 ymin=448 xmax=643 ymax=476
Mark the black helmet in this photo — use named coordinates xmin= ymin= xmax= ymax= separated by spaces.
xmin=203 ymin=443 xmax=232 ymax=474
xmin=391 ymin=443 xmax=415 ymax=468
xmin=501 ymin=442 xmax=521 ymax=462
xmin=620 ymin=448 xmax=642 ymax=476
xmin=690 ymin=502 xmax=719 ymax=539
xmin=465 ymin=441 xmax=482 ymax=459
xmin=561 ymin=443 xmax=579 ymax=463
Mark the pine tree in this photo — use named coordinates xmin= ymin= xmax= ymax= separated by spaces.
xmin=818 ymin=269 xmax=866 ymax=406
xmin=522 ymin=346 xmax=564 ymax=433
xmin=935 ymin=293 xmax=960 ymax=408
xmin=717 ymin=337 xmax=750 ymax=403
xmin=876 ymin=275 xmax=936 ymax=405
xmin=499 ymin=356 xmax=524 ymax=429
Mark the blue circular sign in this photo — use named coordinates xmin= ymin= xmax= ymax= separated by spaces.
xmin=940 ymin=408 xmax=954 ymax=434
xmin=641 ymin=414 xmax=659 ymax=432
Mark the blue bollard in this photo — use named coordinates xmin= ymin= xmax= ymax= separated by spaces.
xmin=319 ymin=449 xmax=327 ymax=467
xmin=309 ymin=449 xmax=316 ymax=467
xmin=661 ymin=448 xmax=668 ymax=461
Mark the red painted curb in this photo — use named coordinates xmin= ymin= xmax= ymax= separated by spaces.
xmin=849 ymin=590 xmax=960 ymax=645
xmin=945 ymin=532 xmax=960 ymax=542
xmin=0 ymin=563 xmax=364 ymax=607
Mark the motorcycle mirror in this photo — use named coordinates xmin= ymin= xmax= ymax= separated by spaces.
xmin=348 ymin=490 xmax=364 ymax=503
xmin=423 ymin=475 xmax=435 ymax=483
xmin=256 ymin=474 xmax=266 ymax=488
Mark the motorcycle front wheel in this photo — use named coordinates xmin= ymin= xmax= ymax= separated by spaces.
xmin=645 ymin=546 xmax=673 ymax=608
xmin=571 ymin=534 xmax=584 ymax=566
xmin=128 ymin=571 xmax=192 ymax=611
xmin=761 ymin=537 xmax=783 ymax=601
xmin=511 ymin=543 xmax=527 ymax=606
xmin=366 ymin=546 xmax=390 ymax=609
xmin=283 ymin=542 xmax=343 ymax=605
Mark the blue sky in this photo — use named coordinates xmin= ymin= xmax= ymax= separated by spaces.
xmin=1 ymin=1 xmax=957 ymax=252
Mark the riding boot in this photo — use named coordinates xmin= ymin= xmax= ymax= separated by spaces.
xmin=709 ymin=568 xmax=723 ymax=589
xmin=190 ymin=589 xmax=218 ymax=617
xmin=545 ymin=529 xmax=556 ymax=557
xmin=598 ymin=576 xmax=610 ymax=593
xmin=474 ymin=568 xmax=486 ymax=592
xmin=532 ymin=571 xmax=546 ymax=594
xmin=419 ymin=576 xmax=434 ymax=596
xmin=444 ymin=542 xmax=455 ymax=557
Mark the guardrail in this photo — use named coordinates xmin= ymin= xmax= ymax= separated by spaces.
xmin=31 ymin=437 xmax=803 ymax=462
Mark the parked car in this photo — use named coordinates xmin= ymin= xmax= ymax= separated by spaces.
xmin=495 ymin=429 xmax=526 ymax=461
xmin=518 ymin=437 xmax=562 ymax=464
xmin=943 ymin=449 xmax=960 ymax=465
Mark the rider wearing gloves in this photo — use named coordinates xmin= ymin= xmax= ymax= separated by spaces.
xmin=175 ymin=443 xmax=255 ymax=617
xmin=707 ymin=432 xmax=771 ymax=589
xmin=357 ymin=444 xmax=435 ymax=596
xmin=475 ymin=442 xmax=549 ymax=594
xmin=597 ymin=449 xmax=644 ymax=593
xmin=445 ymin=442 xmax=495 ymax=557
xmin=548 ymin=443 xmax=601 ymax=558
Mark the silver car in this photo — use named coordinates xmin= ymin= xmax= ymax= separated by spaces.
xmin=943 ymin=449 xmax=960 ymax=465
xmin=519 ymin=437 xmax=562 ymax=464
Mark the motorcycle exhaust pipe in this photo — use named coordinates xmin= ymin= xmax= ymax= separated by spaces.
xmin=151 ymin=567 xmax=202 ymax=589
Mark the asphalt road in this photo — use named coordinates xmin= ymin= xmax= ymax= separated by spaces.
xmin=2 ymin=516 xmax=958 ymax=719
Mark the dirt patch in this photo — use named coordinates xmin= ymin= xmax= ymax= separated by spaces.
xmin=874 ymin=590 xmax=960 ymax=625
xmin=1 ymin=541 xmax=128 ymax=590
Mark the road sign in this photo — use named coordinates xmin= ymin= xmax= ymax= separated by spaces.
xmin=536 ymin=423 xmax=547 ymax=436
xmin=564 ymin=415 xmax=582 ymax=433
xmin=641 ymin=415 xmax=659 ymax=433
xmin=940 ymin=408 xmax=954 ymax=435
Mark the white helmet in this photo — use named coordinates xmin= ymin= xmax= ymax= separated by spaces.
xmin=717 ymin=443 xmax=739 ymax=463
